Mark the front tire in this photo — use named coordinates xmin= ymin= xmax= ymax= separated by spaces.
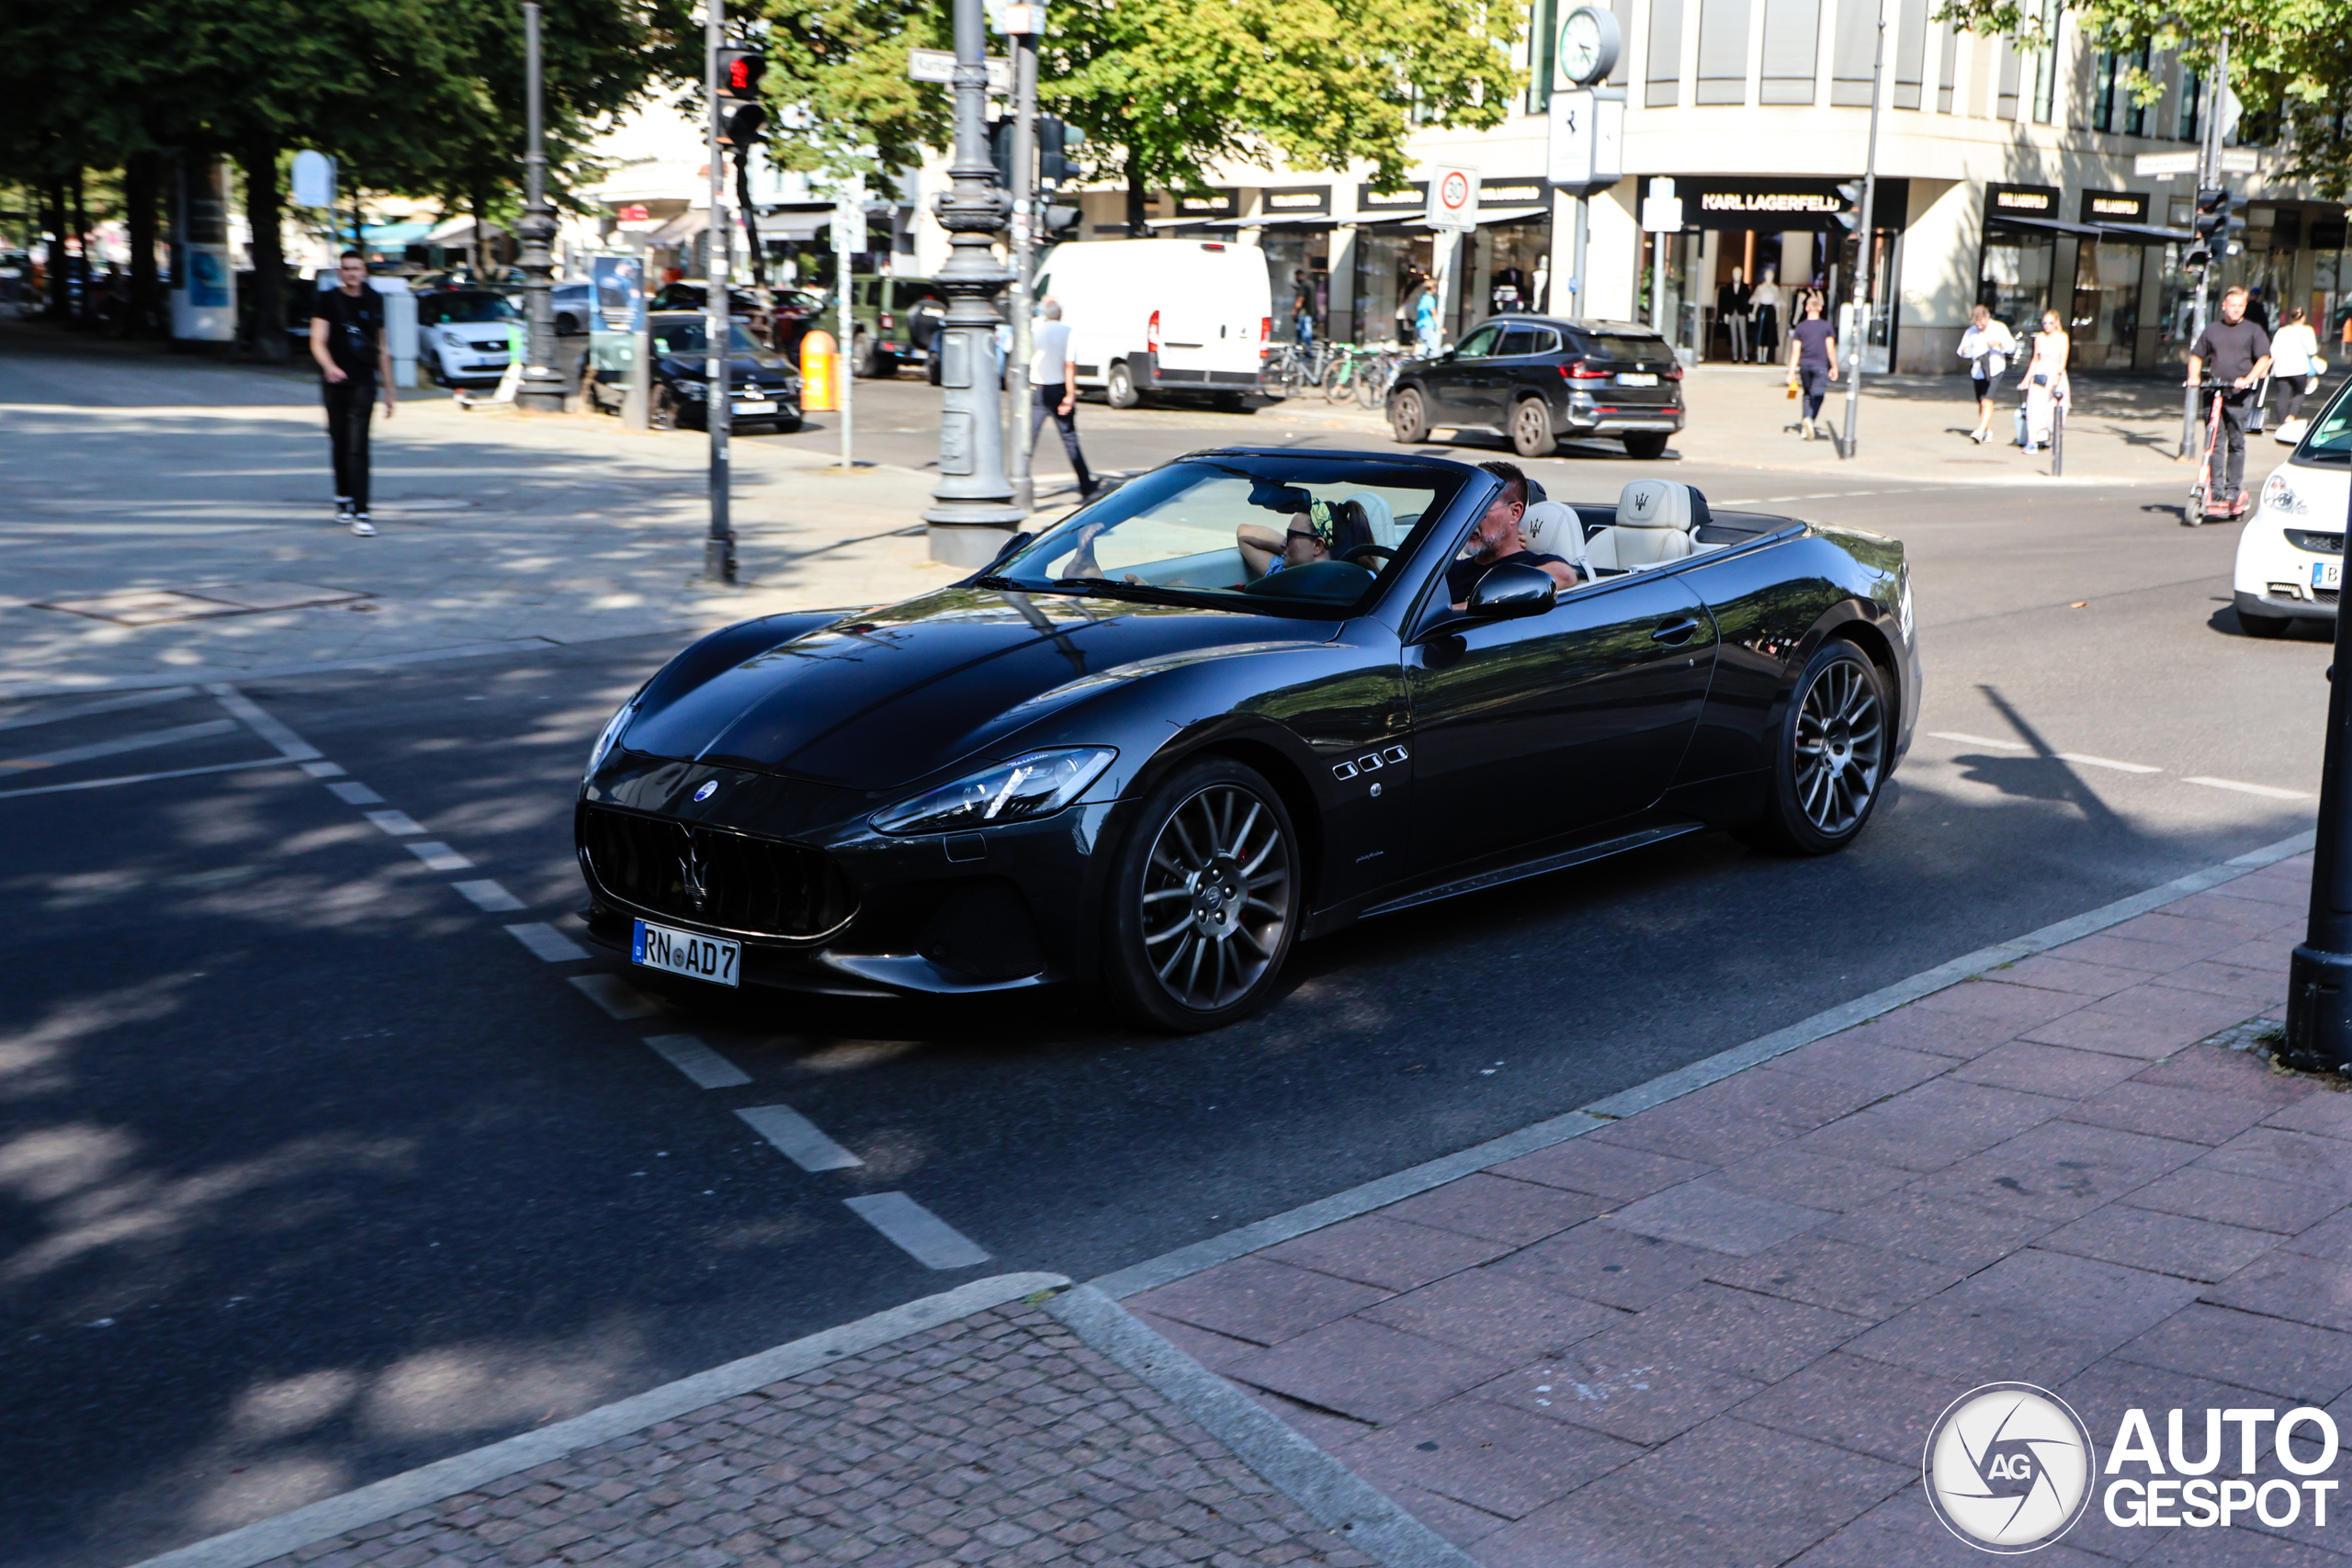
xmin=1511 ymin=398 xmax=1557 ymax=457
xmin=1739 ymin=639 xmax=1888 ymax=856
xmin=1389 ymin=386 xmax=1430 ymax=445
xmin=1104 ymin=758 xmax=1300 ymax=1032
xmin=1106 ymin=360 xmax=1142 ymax=409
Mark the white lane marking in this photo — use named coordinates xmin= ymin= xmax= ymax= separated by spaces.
xmin=451 ymin=878 xmax=526 ymax=912
xmin=738 ymin=1103 xmax=861 ymax=1168
xmin=571 ymin=973 xmax=661 ymax=1019
xmin=405 ymin=840 xmax=474 ymax=871
xmin=364 ymin=808 xmax=425 ymax=836
xmin=647 ymin=1033 xmax=753 ymax=1089
xmin=1 ymin=717 xmax=241 ymax=772
xmin=328 ymin=781 xmax=387 ymax=805
xmin=2053 ymin=752 xmax=2161 ymax=775
xmin=0 ymin=686 xmax=199 ymax=733
xmin=207 ymin=684 xmax=323 ymax=761
xmin=2185 ymin=775 xmax=2313 ymax=801
xmin=844 ymin=1192 xmax=991 ymax=1269
xmin=0 ymin=756 xmax=296 ymax=802
xmin=505 ymin=921 xmax=590 ymax=962
xmin=1928 ymin=730 xmax=2029 ymax=750
xmin=300 ymin=761 xmax=347 ymax=778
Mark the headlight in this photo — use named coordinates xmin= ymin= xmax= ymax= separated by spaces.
xmin=2261 ymin=473 xmax=2307 ymax=515
xmin=585 ymin=694 xmax=636 ymax=781
xmin=872 ymin=748 xmax=1116 ymax=836
xmin=677 ymin=380 xmax=707 ymax=398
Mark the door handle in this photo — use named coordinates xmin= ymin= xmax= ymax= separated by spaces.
xmin=1651 ymin=617 xmax=1701 ymax=645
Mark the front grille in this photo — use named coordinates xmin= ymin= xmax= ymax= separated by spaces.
xmin=2287 ymin=529 xmax=2346 ymax=555
xmin=2321 ymin=590 xmax=2342 ymax=607
xmin=580 ymin=806 xmax=854 ymax=939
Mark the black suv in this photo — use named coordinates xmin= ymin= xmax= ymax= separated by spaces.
xmin=1387 ymin=316 xmax=1684 ymax=460
xmin=580 ymin=311 xmax=802 ymax=432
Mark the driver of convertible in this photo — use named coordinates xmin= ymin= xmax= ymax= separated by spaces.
xmin=1237 ymin=497 xmax=1375 ymax=581
xmin=1448 ymin=459 xmax=1581 ymax=609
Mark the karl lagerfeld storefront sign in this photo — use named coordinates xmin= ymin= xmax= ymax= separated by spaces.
xmin=1635 ymin=176 xmax=1909 ymax=231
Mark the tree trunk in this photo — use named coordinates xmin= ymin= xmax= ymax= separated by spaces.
xmin=240 ymin=144 xmax=288 ymax=359
xmin=472 ymin=189 xmax=490 ymax=276
xmin=46 ymin=178 xmax=71 ymax=320
xmin=70 ymin=165 xmax=91 ymax=326
xmin=125 ymin=150 xmax=164 ymax=338
xmin=1125 ymin=155 xmax=1148 ymax=238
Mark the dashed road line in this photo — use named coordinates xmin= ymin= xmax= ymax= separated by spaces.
xmin=2054 ymin=752 xmax=2162 ymax=775
xmin=452 ymin=878 xmax=526 ymax=912
xmin=2186 ymin=775 xmax=2313 ymax=801
xmin=844 ymin=1192 xmax=991 ymax=1269
xmin=405 ymin=840 xmax=473 ymax=872
xmin=1928 ymin=730 xmax=2028 ymax=750
xmin=571 ymin=973 xmax=661 ymax=1019
xmin=364 ymin=808 xmax=425 ymax=836
xmin=300 ymin=761 xmax=345 ymax=778
xmin=209 ymin=684 xmax=322 ymax=761
xmin=644 ymin=1033 xmax=752 ymax=1089
xmin=506 ymin=921 xmax=590 ymax=962
xmin=0 ymin=686 xmax=198 ymax=732
xmin=737 ymin=1103 xmax=861 ymax=1169
xmin=2 ymin=717 xmax=242 ymax=771
xmin=326 ymin=781 xmax=386 ymax=805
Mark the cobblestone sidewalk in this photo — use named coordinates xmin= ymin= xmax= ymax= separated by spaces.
xmin=1125 ymin=853 xmax=2340 ymax=1566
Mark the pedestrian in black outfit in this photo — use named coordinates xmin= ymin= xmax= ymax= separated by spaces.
xmin=308 ymin=250 xmax=394 ymax=536
xmin=1029 ymin=298 xmax=1094 ymax=500
xmin=2187 ymin=285 xmax=2274 ymax=518
xmin=1784 ymin=293 xmax=1838 ymax=441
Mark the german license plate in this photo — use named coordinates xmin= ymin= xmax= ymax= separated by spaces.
xmin=1616 ymin=372 xmax=1658 ymax=387
xmin=2315 ymin=560 xmax=2342 ymax=591
xmin=632 ymin=919 xmax=740 ymax=987
xmin=735 ymin=400 xmax=775 ymax=414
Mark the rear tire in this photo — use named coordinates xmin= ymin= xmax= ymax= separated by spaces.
xmin=1738 ymin=639 xmax=1888 ymax=857
xmin=2238 ymin=609 xmax=2293 ymax=639
xmin=1106 ymin=360 xmax=1142 ymax=409
xmin=649 ymin=386 xmax=678 ymax=431
xmin=1389 ymin=386 xmax=1430 ymax=445
xmin=1511 ymin=398 xmax=1557 ymax=458
xmin=1623 ymin=432 xmax=1670 ymax=460
xmin=1103 ymin=757 xmax=1300 ymax=1032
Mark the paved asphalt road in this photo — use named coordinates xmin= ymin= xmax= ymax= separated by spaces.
xmin=0 ymin=383 xmax=2328 ymax=1568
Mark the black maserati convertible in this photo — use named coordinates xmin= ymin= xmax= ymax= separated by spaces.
xmin=575 ymin=448 xmax=1917 ymax=1030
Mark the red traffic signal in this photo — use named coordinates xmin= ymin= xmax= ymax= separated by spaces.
xmin=717 ymin=50 xmax=765 ymax=102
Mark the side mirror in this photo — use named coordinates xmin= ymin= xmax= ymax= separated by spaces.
xmin=1465 ymin=561 xmax=1557 ymax=619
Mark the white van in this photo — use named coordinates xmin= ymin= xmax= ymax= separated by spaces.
xmin=1033 ymin=239 xmax=1271 ymax=408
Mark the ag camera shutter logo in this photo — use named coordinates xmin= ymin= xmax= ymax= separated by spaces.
xmin=1923 ymin=1382 xmax=2096 ymax=1552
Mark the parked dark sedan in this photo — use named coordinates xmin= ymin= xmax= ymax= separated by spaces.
xmin=573 ymin=448 xmax=1915 ymax=1031
xmin=1389 ymin=316 xmax=1686 ymax=461
xmin=580 ymin=311 xmax=802 ymax=432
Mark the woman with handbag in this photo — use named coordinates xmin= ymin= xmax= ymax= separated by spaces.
xmin=2271 ymin=307 xmax=2324 ymax=443
xmin=2020 ymin=310 xmax=2070 ymax=451
xmin=1784 ymin=292 xmax=1838 ymax=440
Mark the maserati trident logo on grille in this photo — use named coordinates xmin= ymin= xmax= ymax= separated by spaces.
xmin=693 ymin=780 xmax=718 ymax=802
xmin=678 ymin=836 xmax=711 ymax=914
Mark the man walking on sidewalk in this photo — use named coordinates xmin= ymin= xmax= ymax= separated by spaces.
xmin=1030 ymin=299 xmax=1094 ymax=501
xmin=309 ymin=251 xmax=394 ymax=536
xmin=2187 ymin=284 xmax=2272 ymax=518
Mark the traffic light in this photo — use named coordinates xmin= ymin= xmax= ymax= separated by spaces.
xmin=1833 ymin=179 xmax=1864 ymax=233
xmin=717 ymin=49 xmax=765 ymax=102
xmin=719 ymin=102 xmax=766 ymax=149
xmin=989 ymin=118 xmax=1014 ymax=189
xmin=1039 ymin=118 xmax=1083 ymax=189
xmin=2194 ymin=185 xmax=2245 ymax=260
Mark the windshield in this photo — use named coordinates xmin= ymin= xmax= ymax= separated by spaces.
xmin=2299 ymin=381 xmax=2352 ymax=467
xmin=422 ymin=293 xmax=517 ymax=324
xmin=987 ymin=456 xmax=1464 ymax=617
xmin=652 ymin=320 xmax=763 ymax=355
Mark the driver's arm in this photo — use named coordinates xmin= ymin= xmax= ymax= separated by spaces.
xmin=1236 ymin=520 xmax=1286 ymax=578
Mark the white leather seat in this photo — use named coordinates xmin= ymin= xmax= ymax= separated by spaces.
xmin=1519 ymin=501 xmax=1589 ymax=577
xmin=1584 ymin=479 xmax=1698 ymax=571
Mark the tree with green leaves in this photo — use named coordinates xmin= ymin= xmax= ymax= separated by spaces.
xmin=1932 ymin=0 xmax=2350 ymax=198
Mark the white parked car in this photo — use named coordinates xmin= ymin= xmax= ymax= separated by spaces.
xmin=2233 ymin=378 xmax=2352 ymax=637
xmin=416 ymin=289 xmax=520 ymax=387
xmin=1031 ymin=238 xmax=1272 ymax=409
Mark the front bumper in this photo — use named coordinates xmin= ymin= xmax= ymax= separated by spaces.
xmin=575 ymin=757 xmax=1121 ymax=998
xmin=2235 ymin=587 xmax=2336 ymax=622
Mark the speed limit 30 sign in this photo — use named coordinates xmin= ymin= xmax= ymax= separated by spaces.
xmin=1428 ymin=165 xmax=1479 ymax=231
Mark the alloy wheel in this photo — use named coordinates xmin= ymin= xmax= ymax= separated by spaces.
xmin=1792 ymin=658 xmax=1883 ymax=837
xmin=1137 ymin=783 xmax=1293 ymax=1013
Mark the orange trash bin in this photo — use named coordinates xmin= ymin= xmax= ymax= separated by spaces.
xmin=800 ymin=329 xmax=839 ymax=412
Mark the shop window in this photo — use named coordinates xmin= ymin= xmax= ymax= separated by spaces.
xmin=2089 ymin=49 xmax=2114 ymax=130
xmin=1979 ymin=230 xmax=2054 ymax=334
xmin=2070 ymin=240 xmax=2141 ymax=368
xmin=1647 ymin=0 xmax=1686 ymax=106
xmin=1893 ymin=0 xmax=1926 ymax=107
xmin=1831 ymin=0 xmax=1877 ymax=107
xmin=2177 ymin=67 xmax=2200 ymax=141
xmin=2030 ymin=7 xmax=2057 ymax=124
xmin=1937 ymin=25 xmax=1959 ymax=112
xmin=1996 ymin=39 xmax=2021 ymax=118
xmin=1696 ymin=0 xmax=1751 ymax=104
xmin=1527 ymin=0 xmax=1557 ymax=113
xmin=1761 ymin=0 xmax=1821 ymax=104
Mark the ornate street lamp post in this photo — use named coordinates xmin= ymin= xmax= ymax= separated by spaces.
xmin=515 ymin=1 xmax=566 ymax=412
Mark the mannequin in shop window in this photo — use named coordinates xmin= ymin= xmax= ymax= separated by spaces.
xmin=1716 ymin=268 xmax=1752 ymax=363
xmin=1749 ymin=266 xmax=1784 ymax=365
xmin=1492 ymin=265 xmax=1529 ymax=315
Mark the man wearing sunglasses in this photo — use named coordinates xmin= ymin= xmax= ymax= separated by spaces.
xmin=1447 ymin=459 xmax=1580 ymax=608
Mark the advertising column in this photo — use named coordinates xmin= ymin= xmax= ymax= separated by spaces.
xmin=170 ymin=155 xmax=236 ymax=344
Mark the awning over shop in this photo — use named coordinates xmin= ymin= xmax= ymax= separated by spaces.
xmin=2089 ymin=221 xmax=2195 ymax=243
xmin=1208 ymin=215 xmax=1342 ymax=231
xmin=1986 ymin=214 xmax=2101 ymax=237
xmin=1359 ymin=206 xmax=1551 ymax=231
xmin=752 ymin=208 xmax=837 ymax=241
xmin=646 ymin=209 xmax=710 ymax=244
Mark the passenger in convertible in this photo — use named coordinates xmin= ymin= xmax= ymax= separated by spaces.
xmin=1448 ymin=459 xmax=1582 ymax=608
xmin=1237 ymin=497 xmax=1377 ymax=581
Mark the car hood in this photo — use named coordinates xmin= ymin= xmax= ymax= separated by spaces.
xmin=620 ymin=588 xmax=1333 ymax=790
xmin=660 ymin=354 xmax=795 ymax=381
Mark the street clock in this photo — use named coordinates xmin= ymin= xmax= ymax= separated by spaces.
xmin=1558 ymin=6 xmax=1622 ymax=86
